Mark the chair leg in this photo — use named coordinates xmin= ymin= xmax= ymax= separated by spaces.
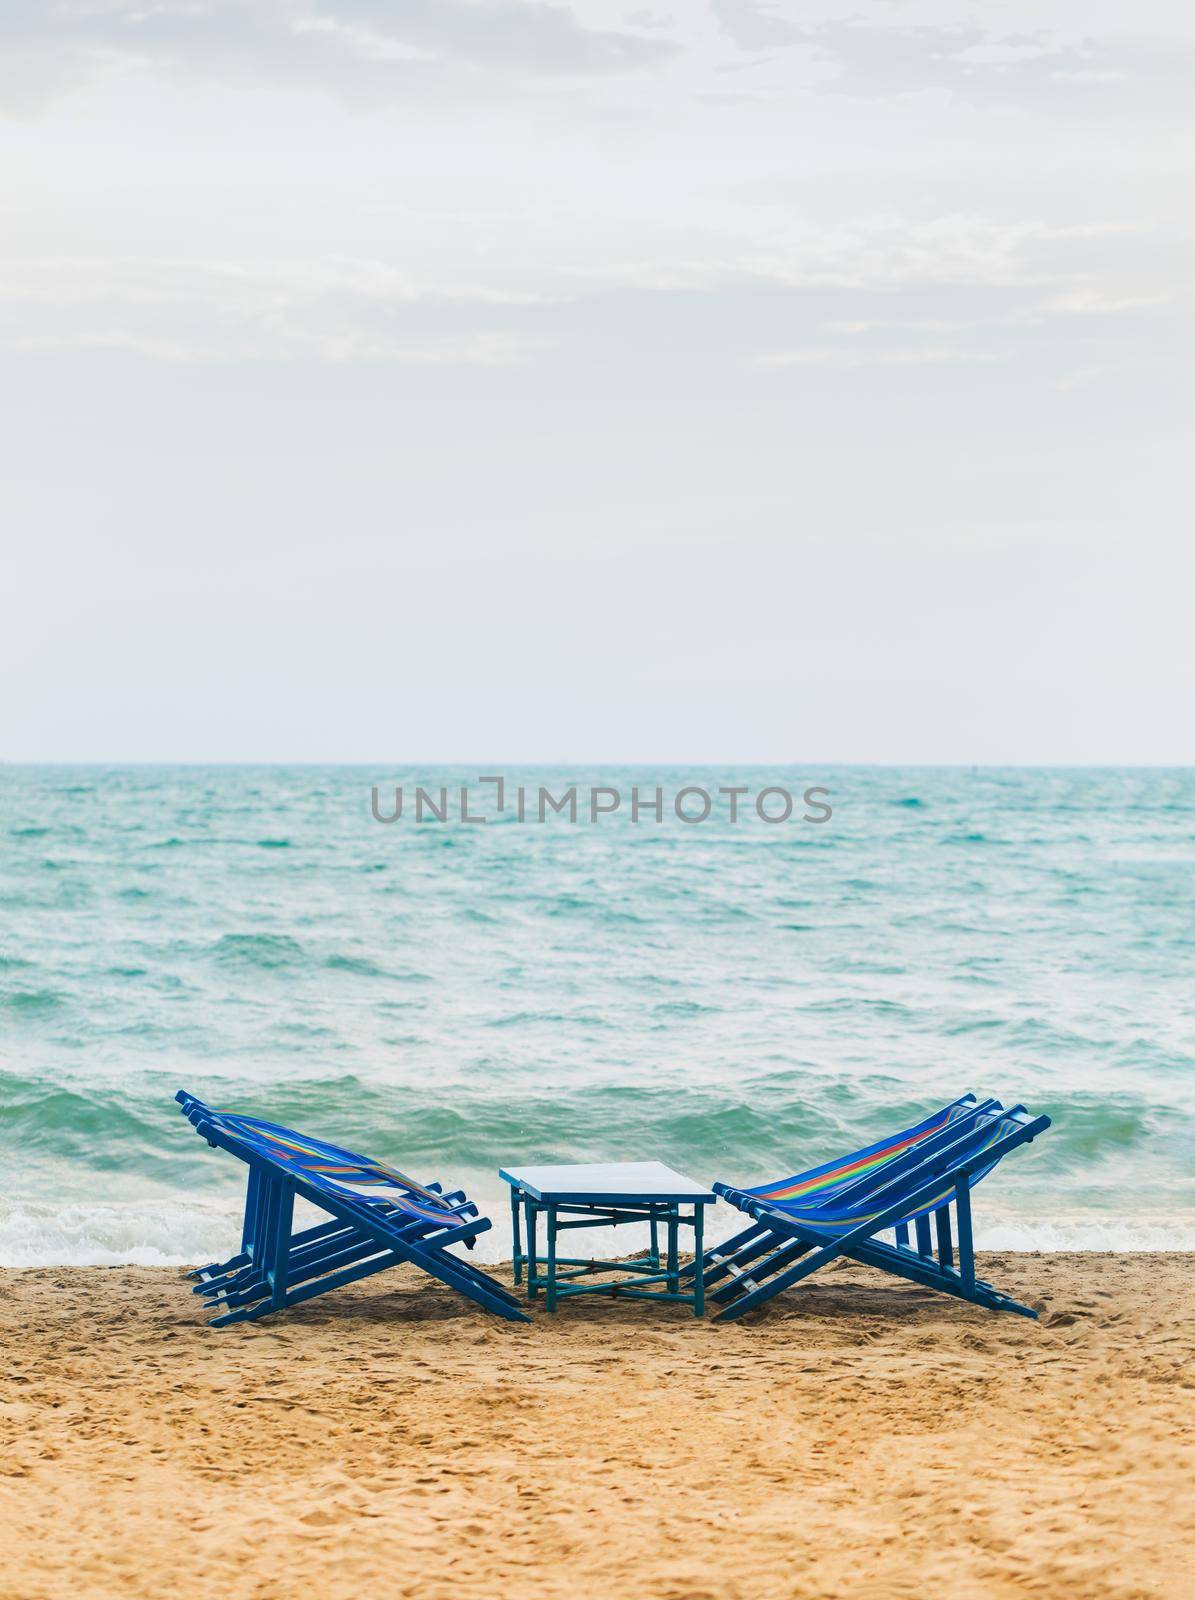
xmin=439 ymin=1251 xmax=526 ymax=1309
xmin=268 ymin=1181 xmax=295 ymax=1311
xmin=710 ymin=1196 xmax=1037 ymax=1324
xmin=209 ymin=1229 xmax=531 ymax=1325
xmin=935 ymin=1206 xmax=953 ymax=1270
xmin=242 ymin=1166 xmax=263 ymax=1254
xmin=842 ymin=1233 xmax=1037 ymax=1317
xmin=215 ymin=1237 xmax=394 ymax=1310
xmin=710 ymin=1234 xmax=813 ymax=1304
xmin=714 ymin=1237 xmax=846 ymax=1321
xmin=955 ymin=1180 xmax=976 ymax=1292
xmin=247 ymin=1165 xmax=272 ymax=1263
xmin=700 ymin=1223 xmax=794 ymax=1294
xmin=677 ymin=1220 xmax=766 ymax=1285
xmin=915 ymin=1214 xmax=933 ymax=1258
xmin=188 ymin=1250 xmax=249 ymax=1283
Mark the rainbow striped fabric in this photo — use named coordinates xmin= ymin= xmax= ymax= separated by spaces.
xmin=724 ymin=1097 xmax=1028 ymax=1236
xmin=744 ymin=1095 xmax=980 ymax=1206
xmin=203 ymin=1108 xmax=470 ymax=1226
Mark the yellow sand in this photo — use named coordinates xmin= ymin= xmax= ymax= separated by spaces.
xmin=2 ymin=1254 xmax=1192 ymax=1600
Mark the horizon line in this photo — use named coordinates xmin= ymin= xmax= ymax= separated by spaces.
xmin=3 ymin=760 xmax=1194 ymax=772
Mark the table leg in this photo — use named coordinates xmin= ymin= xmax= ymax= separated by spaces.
xmin=667 ymin=1208 xmax=679 ymax=1295
xmin=546 ymin=1203 xmax=557 ymax=1313
xmin=510 ymin=1185 xmax=523 ymax=1287
xmin=649 ymin=1213 xmax=660 ymax=1268
xmin=692 ymin=1203 xmax=705 ymax=1318
xmin=526 ymin=1200 xmax=539 ymax=1300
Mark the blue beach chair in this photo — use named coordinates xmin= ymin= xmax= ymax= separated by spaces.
xmin=694 ymin=1094 xmax=1050 ymax=1322
xmin=176 ymin=1090 xmax=528 ymax=1326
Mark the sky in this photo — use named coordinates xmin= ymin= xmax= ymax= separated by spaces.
xmin=0 ymin=0 xmax=1192 ymax=763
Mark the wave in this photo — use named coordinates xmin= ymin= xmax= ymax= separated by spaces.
xmin=1 ymin=1063 xmax=1183 ymax=1179
xmin=2 ymin=1191 xmax=1191 ymax=1269
xmin=323 ymin=953 xmax=389 ymax=978
xmin=3 ymin=1067 xmax=1193 ymax=1263
xmin=210 ymin=932 xmax=306 ymax=969
xmin=971 ymin=1218 xmax=1195 ymax=1252
xmin=1 ymin=989 xmax=66 ymax=1015
xmin=0 ymin=1198 xmax=241 ymax=1269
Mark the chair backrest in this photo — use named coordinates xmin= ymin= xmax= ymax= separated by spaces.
xmin=788 ymin=1102 xmax=1048 ymax=1232
xmin=177 ymin=1092 xmax=470 ymax=1225
xmin=820 ymin=1096 xmax=1007 ymax=1210
xmin=745 ymin=1094 xmax=991 ymax=1210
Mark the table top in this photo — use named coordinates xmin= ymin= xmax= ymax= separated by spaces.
xmin=498 ymin=1161 xmax=715 ymax=1205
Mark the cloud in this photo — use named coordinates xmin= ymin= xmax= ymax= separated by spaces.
xmin=709 ymin=0 xmax=797 ymax=51
xmin=0 ymin=0 xmax=677 ymax=113
xmin=0 ymin=217 xmax=1163 ymax=367
xmin=326 ymin=0 xmax=673 ymax=74
xmin=703 ymin=6 xmax=1191 ymax=116
xmin=0 ymin=258 xmax=555 ymax=363
xmin=747 ymin=272 xmax=1174 ymax=380
xmin=800 ymin=20 xmax=1192 ymax=111
xmin=565 ymin=214 xmax=1135 ymax=295
xmin=823 ymin=291 xmax=1166 ymax=339
xmin=755 ymin=345 xmax=1002 ymax=368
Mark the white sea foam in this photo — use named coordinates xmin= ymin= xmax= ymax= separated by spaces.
xmin=2 ymin=1195 xmax=1191 ymax=1269
xmin=0 ymin=1199 xmax=241 ymax=1269
xmin=973 ymin=1218 xmax=1195 ymax=1252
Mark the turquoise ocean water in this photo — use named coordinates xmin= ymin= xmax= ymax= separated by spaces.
xmin=1 ymin=766 xmax=1193 ymax=1266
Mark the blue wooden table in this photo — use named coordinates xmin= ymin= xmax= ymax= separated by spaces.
xmin=499 ymin=1161 xmax=716 ymax=1316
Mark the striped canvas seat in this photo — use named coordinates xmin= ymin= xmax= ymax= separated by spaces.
xmin=741 ymin=1094 xmax=989 ymax=1213
xmin=197 ymin=1107 xmax=473 ymax=1225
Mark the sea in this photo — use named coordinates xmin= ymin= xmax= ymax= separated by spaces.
xmin=2 ymin=765 xmax=1193 ymax=1268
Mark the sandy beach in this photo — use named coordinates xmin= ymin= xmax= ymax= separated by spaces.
xmin=2 ymin=1254 xmax=1192 ymax=1600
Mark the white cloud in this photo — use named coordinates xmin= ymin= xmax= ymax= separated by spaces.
xmin=709 ymin=0 xmax=797 ymax=51
xmin=755 ymin=344 xmax=1002 ymax=368
xmin=0 ymin=204 xmax=1163 ymax=366
xmin=0 ymin=258 xmax=555 ymax=363
xmin=564 ymin=215 xmax=1138 ymax=295
xmin=0 ymin=0 xmax=677 ymax=114
xmin=705 ymin=8 xmax=1192 ymax=114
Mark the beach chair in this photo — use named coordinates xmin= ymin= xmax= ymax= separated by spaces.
xmin=176 ymin=1090 xmax=529 ymax=1326
xmin=694 ymin=1095 xmax=1050 ymax=1322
